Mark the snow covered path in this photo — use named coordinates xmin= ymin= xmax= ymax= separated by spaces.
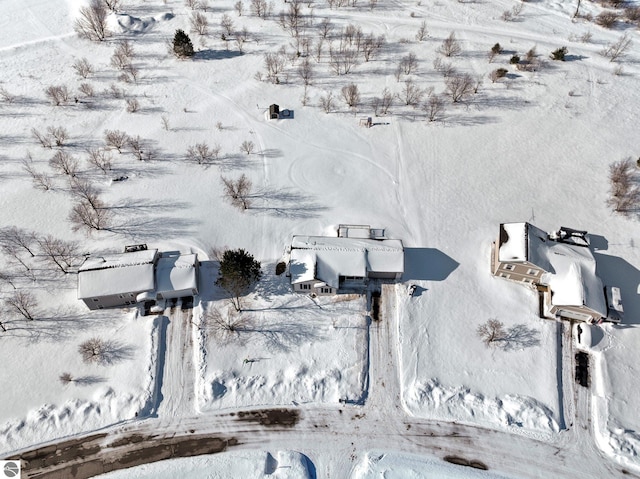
xmin=155 ymin=302 xmax=197 ymax=421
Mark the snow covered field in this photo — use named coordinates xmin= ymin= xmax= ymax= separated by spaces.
xmin=1 ymin=0 xmax=640 ymax=475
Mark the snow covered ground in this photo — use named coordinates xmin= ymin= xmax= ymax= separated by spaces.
xmin=1 ymin=0 xmax=640 ymax=475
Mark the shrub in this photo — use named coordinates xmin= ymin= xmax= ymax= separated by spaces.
xmin=595 ymin=10 xmax=618 ymax=28
xmin=550 ymin=47 xmax=567 ymax=61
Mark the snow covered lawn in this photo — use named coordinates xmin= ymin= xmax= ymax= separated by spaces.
xmin=0 ymin=308 xmax=157 ymax=455
xmin=397 ymin=241 xmax=563 ymax=437
xmin=197 ymin=270 xmax=369 ymax=410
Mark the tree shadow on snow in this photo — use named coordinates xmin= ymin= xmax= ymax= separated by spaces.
xmin=498 ymin=324 xmax=541 ymax=351
xmin=249 ymin=187 xmax=327 ymax=219
xmin=195 ymin=50 xmax=243 ymax=60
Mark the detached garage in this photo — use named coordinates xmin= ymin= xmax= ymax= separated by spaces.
xmin=155 ymin=252 xmax=199 ymax=300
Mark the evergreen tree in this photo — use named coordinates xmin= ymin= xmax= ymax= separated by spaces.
xmin=173 ymin=29 xmax=194 ymax=58
xmin=216 ymin=249 xmax=262 ymax=311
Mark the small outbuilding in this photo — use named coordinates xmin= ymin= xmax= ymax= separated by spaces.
xmin=269 ymin=104 xmax=280 ymax=119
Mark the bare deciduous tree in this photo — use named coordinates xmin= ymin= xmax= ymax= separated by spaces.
xmin=416 ymin=20 xmax=428 ymax=41
xmin=45 ymin=85 xmax=70 ymax=106
xmin=221 ymin=174 xmax=253 ymax=210
xmin=433 ymin=57 xmax=457 ymax=77
xmin=79 ymin=338 xmax=107 ymax=363
xmin=32 ymin=128 xmax=52 ymax=148
xmin=72 ymin=58 xmax=95 ymax=79
xmin=400 ymin=79 xmax=423 ymax=106
xmin=4 ymin=290 xmax=38 ymax=320
xmin=201 ymin=309 xmax=253 ymax=342
xmin=279 ymin=0 xmax=303 ymax=38
xmin=86 ymin=148 xmax=113 ymax=173
xmin=328 ymin=45 xmax=358 ymax=75
xmin=104 ymin=0 xmax=123 ymax=12
xmin=69 ymin=178 xmax=102 ymax=211
xmin=128 ymin=135 xmax=145 ymax=160
xmin=380 ymin=87 xmax=393 ymax=115
xmin=341 ymin=83 xmax=360 ymax=108
xmin=0 ymin=227 xmax=37 ymax=257
xmin=251 ymin=0 xmax=269 ymax=18
xmin=235 ymin=27 xmax=249 ymax=52
xmin=601 ymin=33 xmax=632 ymax=62
xmin=22 ymin=158 xmax=53 ymax=191
xmin=59 ymin=372 xmax=74 ymax=385
xmin=69 ymin=199 xmax=113 ymax=233
xmin=445 ymin=73 xmax=474 ymax=103
xmin=49 ymin=151 xmax=79 ymax=177
xmin=319 ymin=91 xmax=335 ymax=113
xmin=595 ymin=10 xmax=618 ymax=28
xmin=187 ymin=143 xmax=219 ymax=164
xmin=264 ymin=51 xmax=287 ymax=83
xmin=437 ymin=31 xmax=462 ymax=57
xmin=423 ymin=92 xmax=445 ymax=122
xmin=74 ymin=0 xmax=110 ymax=41
xmin=477 ymin=319 xmax=507 ymax=346
xmin=126 ymin=97 xmax=140 ymax=113
xmin=235 ymin=0 xmax=244 ymax=15
xmin=399 ymin=53 xmax=418 ymax=74
xmin=79 ymin=83 xmax=95 ymax=98
xmin=298 ymin=57 xmax=314 ymax=85
xmin=104 ymin=130 xmax=129 ymax=153
xmin=38 ymin=235 xmax=79 ymax=274
xmin=191 ymin=11 xmax=209 ymax=35
xmin=240 ymin=140 xmax=255 ymax=155
xmin=0 ymin=86 xmax=16 ymax=103
xmin=361 ymin=34 xmax=384 ymax=62
xmin=47 ymin=126 xmax=69 ymax=147
xmin=608 ymin=158 xmax=640 ymax=215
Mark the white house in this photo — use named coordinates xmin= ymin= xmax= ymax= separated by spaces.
xmin=78 ymin=249 xmax=159 ymax=310
xmin=289 ymin=228 xmax=404 ymax=295
xmin=78 ymin=248 xmax=201 ymax=310
xmin=492 ymin=222 xmax=612 ymax=323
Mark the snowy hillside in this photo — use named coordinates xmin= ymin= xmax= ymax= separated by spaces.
xmin=1 ymin=0 xmax=640 ymax=476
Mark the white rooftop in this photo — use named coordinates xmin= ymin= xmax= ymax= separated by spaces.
xmin=290 ymin=236 xmax=404 ymax=288
xmin=79 ymin=249 xmax=158 ymax=272
xmin=155 ymin=253 xmax=198 ymax=294
xmin=498 ymin=223 xmax=606 ymax=316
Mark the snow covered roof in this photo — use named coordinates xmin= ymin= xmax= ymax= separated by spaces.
xmin=79 ymin=249 xmax=158 ymax=272
xmin=155 ymin=253 xmax=198 ymax=294
xmin=290 ymin=236 xmax=404 ymax=288
xmin=544 ymin=246 xmax=606 ymax=315
xmin=78 ymin=249 xmax=158 ymax=299
xmin=499 ymin=223 xmax=606 ymax=316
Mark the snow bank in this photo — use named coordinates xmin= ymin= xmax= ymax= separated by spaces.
xmin=351 ymin=451 xmax=517 ymax=479
xmin=95 ymin=450 xmax=314 ymax=478
xmin=590 ymin=326 xmax=640 ymax=466
xmin=407 ymin=379 xmax=559 ymax=436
